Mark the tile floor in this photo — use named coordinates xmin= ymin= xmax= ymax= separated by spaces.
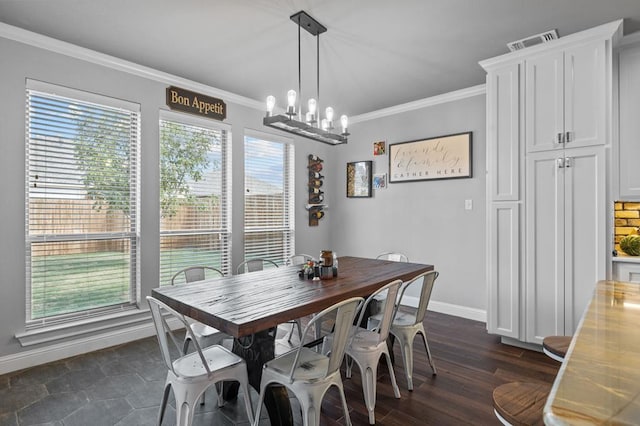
xmin=0 ymin=328 xmax=303 ymax=426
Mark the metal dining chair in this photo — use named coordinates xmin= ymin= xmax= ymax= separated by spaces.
xmin=236 ymin=258 xmax=279 ymax=274
xmin=170 ymin=266 xmax=228 ymax=406
xmin=253 ymin=296 xmax=364 ymax=426
xmin=289 ymin=253 xmax=314 ymax=266
xmin=237 ymin=258 xmax=302 ymax=343
xmin=376 ymin=252 xmax=409 ymax=263
xmin=170 ymin=265 xmax=224 ymax=286
xmin=147 ymin=297 xmax=254 ymax=426
xmin=323 ymin=280 xmax=403 ymax=424
xmin=368 ymin=270 xmax=439 ymax=390
xmin=170 ymin=266 xmax=227 ymax=355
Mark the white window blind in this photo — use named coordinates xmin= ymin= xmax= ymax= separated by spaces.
xmin=159 ymin=113 xmax=231 ymax=285
xmin=25 ymin=81 xmax=140 ymax=325
xmin=243 ymin=133 xmax=294 ymax=266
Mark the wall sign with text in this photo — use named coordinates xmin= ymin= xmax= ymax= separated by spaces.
xmin=166 ymin=86 xmax=226 ymax=121
xmin=389 ymin=132 xmax=472 ymax=183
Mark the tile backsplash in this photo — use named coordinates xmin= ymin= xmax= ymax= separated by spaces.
xmin=614 ymin=201 xmax=640 ymax=252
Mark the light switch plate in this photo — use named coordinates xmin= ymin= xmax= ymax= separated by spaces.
xmin=465 ymin=199 xmax=473 ymax=210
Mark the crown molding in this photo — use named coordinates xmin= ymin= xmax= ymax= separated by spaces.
xmin=0 ymin=22 xmax=264 ymax=111
xmin=351 ymin=84 xmax=486 ymax=124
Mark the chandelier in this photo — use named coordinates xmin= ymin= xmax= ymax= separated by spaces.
xmin=263 ymin=10 xmax=349 ymax=145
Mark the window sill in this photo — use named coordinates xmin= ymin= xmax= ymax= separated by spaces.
xmin=15 ymin=307 xmax=152 ymax=347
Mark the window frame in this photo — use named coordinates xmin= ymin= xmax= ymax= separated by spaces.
xmin=243 ymin=129 xmax=295 ymax=266
xmin=25 ymin=79 xmax=141 ymax=328
xmin=159 ymin=110 xmax=232 ymax=283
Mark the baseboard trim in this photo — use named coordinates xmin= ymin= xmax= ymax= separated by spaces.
xmin=0 ymin=322 xmax=158 ymax=375
xmin=401 ymin=296 xmax=487 ymax=323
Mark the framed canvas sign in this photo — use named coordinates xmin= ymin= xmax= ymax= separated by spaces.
xmin=346 ymin=161 xmax=372 ymax=198
xmin=389 ymin=132 xmax=472 ymax=183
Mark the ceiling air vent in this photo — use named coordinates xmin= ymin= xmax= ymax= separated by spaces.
xmin=507 ymin=29 xmax=559 ymax=52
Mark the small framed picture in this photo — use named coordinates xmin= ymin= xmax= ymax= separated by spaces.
xmin=373 ymin=140 xmax=386 ymax=156
xmin=346 ymin=161 xmax=372 ymax=198
xmin=373 ymin=173 xmax=387 ymax=189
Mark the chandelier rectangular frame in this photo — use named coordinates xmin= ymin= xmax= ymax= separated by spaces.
xmin=263 ymin=10 xmax=349 ymax=145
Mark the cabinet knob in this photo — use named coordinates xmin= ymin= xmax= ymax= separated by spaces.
xmin=564 ymin=157 xmax=572 ymax=168
xmin=557 ymin=158 xmax=565 ymax=168
xmin=565 ymin=131 xmax=572 ymax=144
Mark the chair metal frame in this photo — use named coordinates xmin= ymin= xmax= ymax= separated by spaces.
xmin=170 ymin=266 xmax=226 ymax=355
xmin=324 ymin=280 xmax=403 ymax=424
xmin=368 ymin=270 xmax=439 ymax=390
xmin=376 ymin=252 xmax=409 ymax=263
xmin=170 ymin=265 xmax=223 ymax=286
xmin=237 ymin=258 xmax=303 ymax=344
xmin=236 ymin=258 xmax=279 ymax=274
xmin=289 ymin=253 xmax=314 ymax=266
xmin=147 ymin=296 xmax=254 ymax=426
xmin=253 ymin=297 xmax=364 ymax=426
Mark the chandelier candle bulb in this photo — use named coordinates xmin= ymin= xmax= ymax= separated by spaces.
xmin=325 ymin=107 xmax=334 ymax=129
xmin=266 ymin=95 xmax=276 ymax=116
xmin=340 ymin=115 xmax=349 ymax=135
xmin=287 ymin=90 xmax=297 ymax=116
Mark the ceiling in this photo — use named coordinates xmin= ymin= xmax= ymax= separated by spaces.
xmin=2 ymin=0 xmax=640 ymax=117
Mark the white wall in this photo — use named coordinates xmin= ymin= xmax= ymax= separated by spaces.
xmin=0 ymin=34 xmax=333 ymax=368
xmin=330 ymin=95 xmax=487 ymax=318
xmin=0 ymin=28 xmax=487 ymax=372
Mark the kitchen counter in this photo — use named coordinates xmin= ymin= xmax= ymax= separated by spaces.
xmin=543 ymin=280 xmax=640 ymax=425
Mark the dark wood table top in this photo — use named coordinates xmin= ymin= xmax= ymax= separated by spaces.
xmin=151 ymin=256 xmax=434 ymax=337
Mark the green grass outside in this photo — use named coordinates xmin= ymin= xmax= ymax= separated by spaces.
xmin=31 ymin=249 xmax=223 ymax=320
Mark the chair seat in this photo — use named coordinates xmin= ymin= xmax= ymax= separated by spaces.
xmin=391 ymin=311 xmax=418 ymax=328
xmin=493 ymin=382 xmax=550 ymax=426
xmin=266 ymin=347 xmax=329 ymax=382
xmin=542 ymin=336 xmax=571 ymax=362
xmin=190 ymin=322 xmax=223 ymax=339
xmin=173 ymin=344 xmax=244 ymax=379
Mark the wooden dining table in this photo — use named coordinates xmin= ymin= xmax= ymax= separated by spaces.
xmin=151 ymin=255 xmax=433 ymax=426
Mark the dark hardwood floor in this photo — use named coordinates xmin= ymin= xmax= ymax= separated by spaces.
xmin=0 ymin=311 xmax=559 ymax=425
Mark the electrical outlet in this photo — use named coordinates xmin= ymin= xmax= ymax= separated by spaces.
xmin=465 ymin=199 xmax=473 ymax=210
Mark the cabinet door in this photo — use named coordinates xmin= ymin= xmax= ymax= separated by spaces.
xmin=488 ymin=202 xmax=520 ymax=338
xmin=487 ymin=63 xmax=521 ymax=201
xmin=564 ymin=41 xmax=606 ymax=148
xmin=618 ymin=45 xmax=640 ymax=199
xmin=525 ymin=151 xmax=565 ymax=344
xmin=525 ymin=51 xmax=564 ymax=153
xmin=563 ymin=147 xmax=606 ymax=333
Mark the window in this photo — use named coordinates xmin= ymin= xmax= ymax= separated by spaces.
xmin=159 ymin=112 xmax=231 ymax=285
xmin=25 ymin=80 xmax=140 ymax=325
xmin=244 ymin=132 xmax=294 ymax=266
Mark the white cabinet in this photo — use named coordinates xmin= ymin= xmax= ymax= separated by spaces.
xmin=617 ymin=41 xmax=640 ymax=199
xmin=613 ymin=260 xmax=640 ymax=283
xmin=526 ymin=41 xmax=606 ymax=153
xmin=525 ymin=147 xmax=606 ymax=343
xmin=481 ymin=20 xmax=621 ymax=346
xmin=485 ymin=61 xmax=523 ymax=338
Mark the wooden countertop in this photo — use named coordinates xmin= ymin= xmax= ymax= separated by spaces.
xmin=543 ymin=280 xmax=640 ymax=425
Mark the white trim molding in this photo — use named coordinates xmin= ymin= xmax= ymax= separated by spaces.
xmin=2 ymin=316 xmax=184 ymax=375
xmin=401 ymin=296 xmax=487 ymax=323
xmin=351 ymin=84 xmax=486 ymax=124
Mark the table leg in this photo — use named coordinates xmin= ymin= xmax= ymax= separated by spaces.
xmin=223 ymin=327 xmax=294 ymax=426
